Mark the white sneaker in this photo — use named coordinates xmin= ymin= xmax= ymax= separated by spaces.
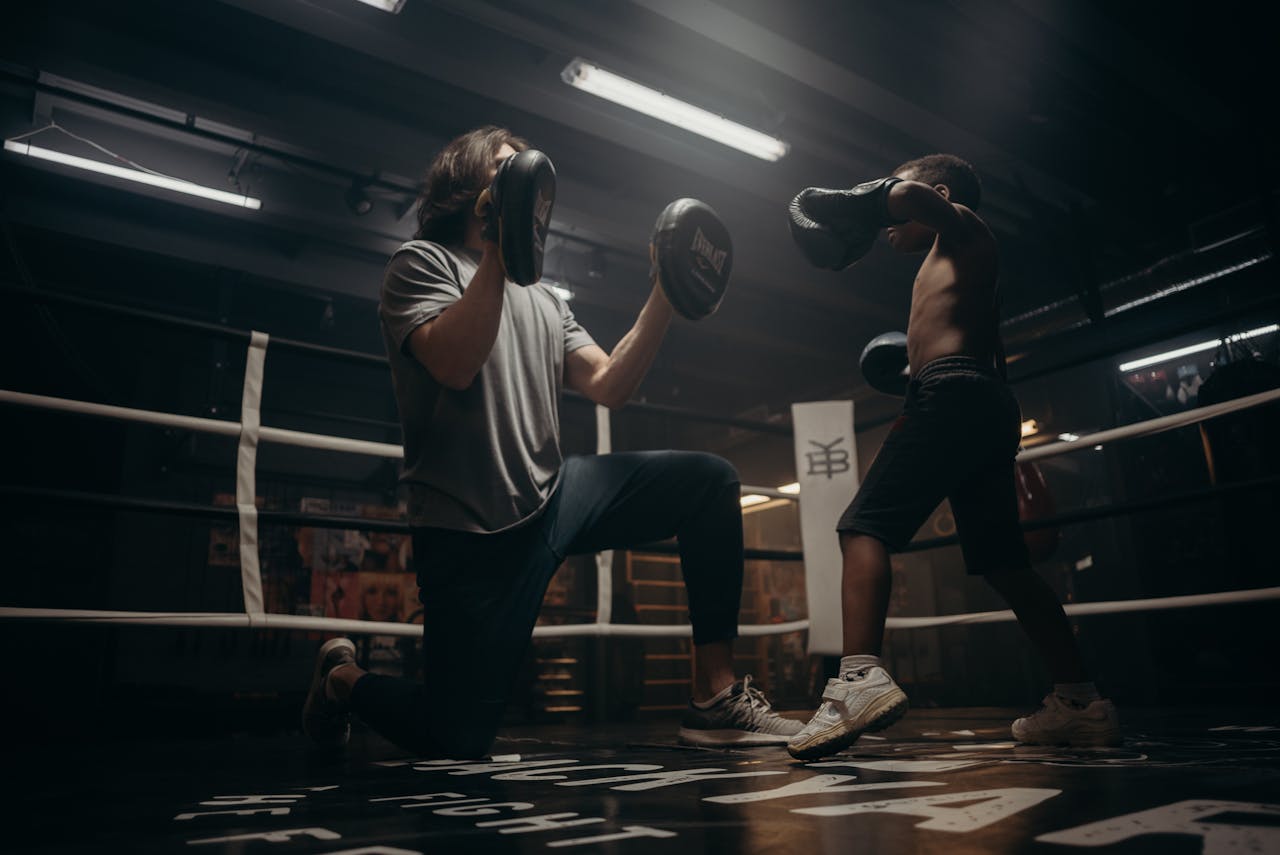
xmin=677 ymin=675 xmax=804 ymax=747
xmin=301 ymin=637 xmax=357 ymax=748
xmin=1012 ymin=694 xmax=1121 ymax=747
xmin=786 ymin=666 xmax=908 ymax=760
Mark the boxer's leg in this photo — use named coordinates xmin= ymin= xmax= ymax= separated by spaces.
xmin=954 ymin=460 xmax=1120 ymax=746
xmin=318 ymin=522 xmax=562 ymax=758
xmin=550 ymin=451 xmax=801 ymax=745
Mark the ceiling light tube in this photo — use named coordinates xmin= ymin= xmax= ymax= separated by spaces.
xmin=777 ymin=482 xmax=801 ymax=494
xmin=4 ymin=140 xmax=262 ymax=210
xmin=352 ymin=0 xmax=407 ymax=12
xmin=740 ymin=494 xmax=770 ymax=508
xmin=1118 ymin=324 xmax=1278 ymax=373
xmin=561 ymin=58 xmax=789 ymax=162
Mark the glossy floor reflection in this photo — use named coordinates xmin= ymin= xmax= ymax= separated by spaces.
xmin=10 ymin=708 xmax=1280 ymax=854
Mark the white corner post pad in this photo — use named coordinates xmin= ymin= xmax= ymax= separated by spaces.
xmin=594 ymin=403 xmax=613 ymax=626
xmin=791 ymin=400 xmax=858 ymax=655
xmin=236 ymin=330 xmax=269 ymax=616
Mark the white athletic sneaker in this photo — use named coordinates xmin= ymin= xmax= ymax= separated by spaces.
xmin=1012 ymin=693 xmax=1121 ymax=747
xmin=677 ymin=675 xmax=804 ymax=747
xmin=301 ymin=637 xmax=357 ymax=748
xmin=786 ymin=666 xmax=909 ymax=760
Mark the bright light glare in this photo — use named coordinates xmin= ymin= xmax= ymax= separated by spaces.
xmin=1020 ymin=419 xmax=1039 ymax=438
xmin=1058 ymin=433 xmax=1080 ymax=442
xmin=777 ymin=482 xmax=801 ymax=494
xmin=1118 ymin=324 xmax=1278 ymax=373
xmin=561 ymin=58 xmax=789 ymax=162
xmin=739 ymin=494 xmax=770 ymax=508
xmin=352 ymin=0 xmax=407 ymax=12
xmin=4 ymin=140 xmax=262 ymax=209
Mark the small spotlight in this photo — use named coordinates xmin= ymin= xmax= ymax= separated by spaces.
xmin=1020 ymin=418 xmax=1039 ymax=438
xmin=345 ymin=181 xmax=373 ymax=216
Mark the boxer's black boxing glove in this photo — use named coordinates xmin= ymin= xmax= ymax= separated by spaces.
xmin=859 ymin=331 xmax=909 ymax=396
xmin=789 ymin=177 xmax=904 ymax=270
xmin=476 ymin=149 xmax=556 ymax=285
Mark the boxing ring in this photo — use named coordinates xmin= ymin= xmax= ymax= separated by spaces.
xmin=2 ymin=294 xmax=1278 ymax=641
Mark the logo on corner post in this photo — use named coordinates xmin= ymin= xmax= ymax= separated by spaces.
xmin=806 ymin=437 xmax=851 ymax=479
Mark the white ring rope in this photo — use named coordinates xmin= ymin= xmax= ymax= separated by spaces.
xmin=3 ymin=587 xmax=1276 ymax=636
xmin=0 ymin=608 xmax=811 ymax=638
xmin=3 ymin=378 xmax=1278 ymax=636
xmin=1018 ymin=387 xmax=1280 ymax=462
xmin=884 ymin=586 xmax=1280 ymax=629
xmin=7 ymin=386 xmax=1280 ymax=485
xmin=0 ymin=389 xmax=405 ymax=458
xmin=0 ymin=388 xmax=243 ymax=436
xmin=0 ymin=388 xmax=794 ymax=499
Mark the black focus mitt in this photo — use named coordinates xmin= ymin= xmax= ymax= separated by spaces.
xmin=475 ymin=149 xmax=556 ymax=286
xmin=860 ymin=331 xmax=910 ymax=396
xmin=650 ymin=198 xmax=733 ymax=320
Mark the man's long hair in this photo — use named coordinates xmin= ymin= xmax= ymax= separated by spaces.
xmin=413 ymin=126 xmax=529 ymax=245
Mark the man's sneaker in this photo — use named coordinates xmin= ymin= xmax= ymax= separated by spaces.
xmin=302 ymin=637 xmax=357 ymax=748
xmin=1012 ymin=694 xmax=1121 ymax=747
xmin=677 ymin=675 xmax=804 ymax=747
xmin=787 ymin=666 xmax=908 ymax=760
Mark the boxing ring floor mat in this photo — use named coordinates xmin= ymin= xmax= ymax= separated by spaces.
xmin=8 ymin=707 xmax=1279 ymax=854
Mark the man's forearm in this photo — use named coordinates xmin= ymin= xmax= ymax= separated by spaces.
xmin=886 ymin=180 xmax=965 ymax=236
xmin=417 ymin=248 xmax=506 ymax=388
xmin=591 ymin=283 xmax=675 ymax=408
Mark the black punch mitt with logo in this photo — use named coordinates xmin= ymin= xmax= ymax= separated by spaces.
xmin=650 ymin=198 xmax=733 ymax=320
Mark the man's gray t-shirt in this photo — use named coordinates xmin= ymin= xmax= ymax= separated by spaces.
xmin=379 ymin=240 xmax=596 ymax=533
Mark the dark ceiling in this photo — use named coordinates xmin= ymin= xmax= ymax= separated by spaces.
xmin=2 ymin=0 xmax=1275 ymax=423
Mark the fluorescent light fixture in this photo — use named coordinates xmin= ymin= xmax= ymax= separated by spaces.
xmin=1020 ymin=418 xmax=1039 ymax=438
xmin=777 ymin=482 xmax=801 ymax=494
xmin=1057 ymin=432 xmax=1080 ymax=442
xmin=740 ymin=494 xmax=770 ymax=508
xmin=4 ymin=140 xmax=262 ymax=209
xmin=1225 ymin=324 xmax=1278 ymax=343
xmin=1118 ymin=324 xmax=1278 ymax=373
xmin=561 ymin=58 xmax=789 ymax=162
xmin=352 ymin=0 xmax=407 ymax=12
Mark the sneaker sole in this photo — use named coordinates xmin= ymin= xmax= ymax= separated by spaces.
xmin=676 ymin=728 xmax=797 ymax=747
xmin=786 ymin=688 xmax=909 ymax=761
xmin=301 ymin=637 xmax=356 ymax=746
